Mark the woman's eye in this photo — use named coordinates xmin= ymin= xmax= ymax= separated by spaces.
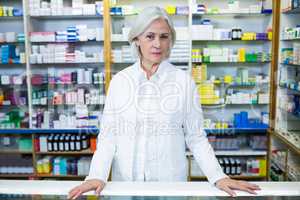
xmin=160 ymin=35 xmax=169 ymax=39
xmin=146 ymin=35 xmax=155 ymax=40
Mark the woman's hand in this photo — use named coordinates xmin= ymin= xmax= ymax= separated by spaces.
xmin=68 ymin=179 xmax=105 ymax=200
xmin=215 ymin=177 xmax=261 ymax=197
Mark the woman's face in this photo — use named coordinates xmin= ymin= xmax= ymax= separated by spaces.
xmin=136 ymin=18 xmax=172 ymax=66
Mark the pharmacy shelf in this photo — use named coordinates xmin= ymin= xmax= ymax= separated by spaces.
xmin=192 ymin=61 xmax=270 ymax=64
xmin=215 ymin=149 xmax=266 ymax=156
xmin=279 ymin=84 xmax=300 ymax=93
xmin=32 ymin=104 xmax=103 ymax=107
xmin=111 ymin=40 xmax=129 ymax=43
xmin=186 ymin=148 xmax=267 ymax=156
xmin=270 ymin=130 xmax=300 ymax=155
xmin=110 ymin=14 xmax=137 ymax=17
xmin=190 ymin=175 xmax=266 ymax=180
xmin=30 ymin=40 xmax=104 ymax=44
xmin=205 ymin=128 xmax=268 ymax=134
xmin=227 ymin=83 xmax=269 ymax=87
xmin=111 ymin=14 xmax=188 ymax=18
xmin=36 ymin=174 xmax=86 ymax=179
xmin=0 ymin=42 xmax=25 ymax=45
xmin=30 ymin=15 xmax=103 ymax=19
xmin=192 ymin=13 xmax=271 ymax=17
xmin=0 ymin=174 xmax=34 ymax=178
xmin=201 ymin=103 xmax=269 ymax=107
xmin=0 ymin=129 xmax=99 ymax=135
xmin=271 ymin=159 xmax=286 ymax=173
xmin=31 ymin=62 xmax=104 ymax=65
xmin=282 ymin=7 xmax=300 ymax=14
xmin=281 ymin=108 xmax=300 ymax=119
xmin=31 ymin=83 xmax=103 ymax=86
xmin=281 ymin=38 xmax=300 ymax=41
xmin=0 ymin=150 xmax=32 ymax=155
xmin=0 ymin=16 xmax=23 ymax=20
xmin=35 ymin=150 xmax=93 ymax=156
xmin=0 ymin=63 xmax=25 ymax=65
xmin=113 ymin=61 xmax=189 ymax=65
xmin=193 ymin=39 xmax=271 ymax=42
xmin=0 ymin=104 xmax=28 ymax=107
xmin=280 ymin=63 xmax=300 ymax=67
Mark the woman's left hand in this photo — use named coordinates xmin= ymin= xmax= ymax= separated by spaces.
xmin=215 ymin=177 xmax=261 ymax=197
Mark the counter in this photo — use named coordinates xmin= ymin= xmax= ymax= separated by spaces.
xmin=0 ymin=180 xmax=299 ymax=198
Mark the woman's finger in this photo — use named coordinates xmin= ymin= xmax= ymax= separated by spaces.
xmin=220 ymin=185 xmax=237 ymax=197
xmin=95 ymin=185 xmax=103 ymax=195
xmin=230 ymin=184 xmax=257 ymax=195
xmin=71 ymin=190 xmax=83 ymax=200
xmin=238 ymin=181 xmax=260 ymax=191
xmin=68 ymin=188 xmax=79 ymax=199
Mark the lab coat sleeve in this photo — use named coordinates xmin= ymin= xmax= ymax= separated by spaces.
xmin=85 ymin=78 xmax=118 ymax=182
xmin=183 ymin=75 xmax=228 ymax=185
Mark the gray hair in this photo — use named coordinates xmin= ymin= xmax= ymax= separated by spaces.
xmin=128 ymin=6 xmax=176 ymax=58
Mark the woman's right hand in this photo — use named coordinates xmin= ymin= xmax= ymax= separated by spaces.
xmin=68 ymin=179 xmax=105 ymax=200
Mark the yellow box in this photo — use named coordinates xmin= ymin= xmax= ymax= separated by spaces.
xmin=268 ymin=31 xmax=272 ymax=40
xmin=259 ymin=159 xmax=267 ymax=176
xmin=238 ymin=48 xmax=246 ymax=62
xmin=165 ymin=5 xmax=176 ymax=15
xmin=224 ymin=75 xmax=233 ymax=84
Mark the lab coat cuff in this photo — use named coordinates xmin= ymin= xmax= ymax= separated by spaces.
xmin=209 ymin=173 xmax=229 ymax=186
xmin=84 ymin=175 xmax=107 ymax=183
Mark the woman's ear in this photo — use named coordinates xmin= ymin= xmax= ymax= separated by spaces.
xmin=134 ymin=37 xmax=140 ymax=46
xmin=135 ymin=40 xmax=140 ymax=46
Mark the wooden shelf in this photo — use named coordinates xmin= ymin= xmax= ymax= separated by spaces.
xmin=271 ymin=130 xmax=300 ymax=155
xmin=0 ymin=174 xmax=33 ymax=178
xmin=0 ymin=150 xmax=32 ymax=154
xmin=35 ymin=150 xmax=93 ymax=155
xmin=36 ymin=174 xmax=86 ymax=179
xmin=0 ymin=128 xmax=99 ymax=135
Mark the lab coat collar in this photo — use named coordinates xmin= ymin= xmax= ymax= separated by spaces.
xmin=134 ymin=59 xmax=174 ymax=81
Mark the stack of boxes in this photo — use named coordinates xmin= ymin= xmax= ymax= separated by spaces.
xmin=198 ymin=83 xmax=222 ymax=105
xmin=29 ymin=0 xmax=103 ymax=16
xmin=0 ymin=45 xmax=26 ymax=64
xmin=30 ymin=43 xmax=104 ymax=64
xmin=36 ymin=156 xmax=91 ymax=176
xmin=0 ymin=6 xmax=23 ymax=17
xmin=31 ymin=108 xmax=102 ymax=129
xmin=0 ymin=110 xmax=28 ymax=129
xmin=169 ymin=40 xmax=189 ymax=63
xmin=30 ymin=25 xmax=103 ymax=42
xmin=192 ymin=47 xmax=271 ymax=63
xmin=192 ymin=0 xmax=271 ymax=14
xmin=233 ymin=111 xmax=268 ymax=128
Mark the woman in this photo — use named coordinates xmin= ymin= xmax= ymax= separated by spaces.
xmin=68 ymin=7 xmax=260 ymax=199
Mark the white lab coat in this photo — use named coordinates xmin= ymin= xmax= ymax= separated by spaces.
xmin=85 ymin=60 xmax=227 ymax=184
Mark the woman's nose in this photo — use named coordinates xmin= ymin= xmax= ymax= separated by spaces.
xmin=153 ymin=37 xmax=161 ymax=48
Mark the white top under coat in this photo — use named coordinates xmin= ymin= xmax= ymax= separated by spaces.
xmin=85 ymin=60 xmax=227 ymax=184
